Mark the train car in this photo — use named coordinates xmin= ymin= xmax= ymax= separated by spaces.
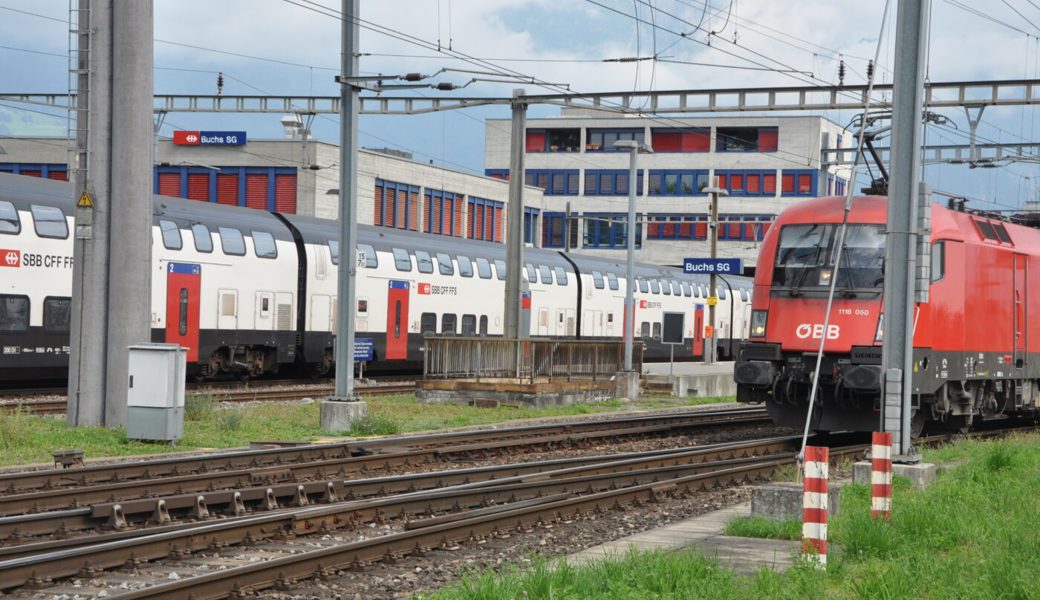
xmin=734 ymin=195 xmax=1040 ymax=433
xmin=0 ymin=172 xmax=753 ymax=382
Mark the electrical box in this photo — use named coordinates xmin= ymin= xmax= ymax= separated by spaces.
xmin=126 ymin=343 xmax=186 ymax=442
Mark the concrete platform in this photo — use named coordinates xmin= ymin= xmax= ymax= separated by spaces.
xmin=568 ymin=502 xmax=799 ymax=575
xmin=852 ymin=460 xmax=937 ymax=488
xmin=417 ymin=377 xmax=615 ymax=408
xmin=643 ymin=361 xmax=736 ymax=398
xmin=751 ymin=481 xmax=841 ymax=521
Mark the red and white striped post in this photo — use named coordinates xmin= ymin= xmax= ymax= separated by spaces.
xmin=871 ymin=431 xmax=893 ymax=520
xmin=802 ymin=445 xmax=829 ymax=567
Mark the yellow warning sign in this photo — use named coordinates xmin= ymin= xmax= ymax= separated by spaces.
xmin=77 ymin=191 xmax=94 ymax=208
xmin=706 ymin=296 xmax=718 ymax=306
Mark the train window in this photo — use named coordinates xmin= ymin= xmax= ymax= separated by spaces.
xmin=159 ymin=220 xmax=182 ymax=250
xmin=393 ymin=248 xmax=412 ymax=272
xmin=0 ymin=295 xmax=29 ymax=332
xmin=494 ymin=259 xmax=507 ymax=280
xmin=649 ymin=279 xmax=661 ymax=294
xmin=252 ymin=231 xmax=278 ymax=259
xmin=43 ymin=297 xmax=71 ymax=333
xmin=179 ymin=289 xmax=189 ymax=335
xmin=357 ymin=299 xmax=368 ymax=313
xmin=931 ymin=241 xmax=945 ymax=282
xmin=479 ymin=315 xmax=488 ymax=335
xmin=993 ymin=224 xmax=1013 ymax=244
xmin=218 ymin=227 xmax=246 ymax=256
xmin=607 ymin=273 xmax=619 ymax=291
xmin=525 ymin=263 xmax=537 ymax=282
xmin=30 ymin=205 xmax=68 ymax=239
xmin=652 ymin=322 xmax=662 ymax=340
xmin=462 ymin=314 xmax=477 ymax=336
xmin=436 ymin=252 xmax=454 ymax=276
xmin=640 ymin=322 xmax=650 ymax=338
xmin=415 ymin=250 xmax=434 ymax=274
xmin=476 ymin=258 xmax=492 ymax=279
xmin=420 ymin=312 xmax=437 ymax=334
xmin=974 ymin=220 xmax=998 ymax=241
xmin=358 ymin=243 xmax=378 ymax=268
xmin=441 ymin=313 xmax=457 ymax=334
xmin=0 ymin=200 xmax=19 ymax=234
xmin=554 ymin=266 xmax=568 ymax=286
xmin=637 ymin=279 xmax=649 ymax=293
xmin=741 ymin=289 xmax=750 ymax=302
xmin=538 ymin=265 xmax=553 ymax=284
xmin=661 ymin=280 xmax=671 ymax=295
xmin=457 ymin=255 xmax=474 ymax=277
xmin=592 ymin=271 xmax=605 ymax=289
xmin=718 ymin=287 xmax=728 ymax=300
xmin=671 ymin=281 xmax=682 ymax=295
xmin=191 ymin=224 xmax=213 ymax=253
xmin=680 ymin=281 xmax=692 ymax=297
xmin=329 ymin=240 xmax=339 ymax=265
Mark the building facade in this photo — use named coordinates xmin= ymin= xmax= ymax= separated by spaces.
xmin=484 ymin=109 xmax=852 ymax=268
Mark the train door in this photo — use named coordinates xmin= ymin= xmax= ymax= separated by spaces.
xmin=165 ymin=263 xmax=200 ymax=362
xmin=692 ymin=306 xmax=704 ymax=358
xmin=385 ymin=280 xmax=410 ymax=360
xmin=1014 ymin=254 xmax=1027 ymax=367
xmin=255 ymin=291 xmax=274 ymax=331
xmin=537 ymin=308 xmax=549 ymax=336
xmin=566 ymin=308 xmax=576 ymax=336
xmin=217 ymin=289 xmax=238 ymax=330
xmin=311 ymin=294 xmax=332 ymax=332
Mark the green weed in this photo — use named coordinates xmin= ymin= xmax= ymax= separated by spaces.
xmin=184 ymin=394 xmax=216 ymax=422
xmin=725 ymin=516 xmax=801 ymax=540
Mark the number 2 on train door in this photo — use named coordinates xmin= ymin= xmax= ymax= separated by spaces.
xmin=166 ymin=263 xmax=201 ymax=362
xmin=386 ymin=280 xmax=410 ymax=360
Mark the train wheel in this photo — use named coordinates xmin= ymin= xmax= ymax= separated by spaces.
xmin=911 ymin=411 xmax=925 ymax=438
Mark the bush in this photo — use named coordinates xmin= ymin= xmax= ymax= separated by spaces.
xmin=185 ymin=394 xmax=216 ymax=422
xmin=725 ymin=516 xmax=801 ymax=540
xmin=218 ymin=410 xmax=242 ymax=433
xmin=0 ymin=408 xmax=31 ymax=451
xmin=347 ymin=414 xmax=401 ymax=437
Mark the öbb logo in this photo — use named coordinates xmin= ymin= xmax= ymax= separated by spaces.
xmin=795 ymin=323 xmax=840 ymax=340
xmin=1 ymin=249 xmax=19 ymax=268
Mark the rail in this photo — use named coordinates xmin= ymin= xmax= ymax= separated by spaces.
xmin=422 ymin=337 xmax=642 ymax=382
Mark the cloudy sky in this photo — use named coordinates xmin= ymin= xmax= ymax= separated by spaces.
xmin=2 ymin=0 xmax=1040 ymax=211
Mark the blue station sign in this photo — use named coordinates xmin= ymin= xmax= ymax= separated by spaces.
xmin=683 ymin=258 xmax=743 ymax=274
xmin=354 ymin=338 xmax=375 ymax=362
xmin=173 ymin=130 xmax=247 ymax=146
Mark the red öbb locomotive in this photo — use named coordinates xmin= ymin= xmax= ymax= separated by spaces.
xmin=735 ymin=195 xmax=1040 ymax=433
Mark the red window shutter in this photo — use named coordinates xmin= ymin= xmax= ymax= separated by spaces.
xmin=158 ymin=172 xmax=180 ymax=197
xmin=798 ymin=174 xmax=813 ymax=194
xmin=727 ymin=223 xmax=741 ymax=238
xmin=20 ymin=170 xmax=41 ymax=178
xmin=475 ymin=205 xmax=485 ymax=240
xmin=662 ymin=223 xmax=676 ymax=237
xmin=683 ymin=130 xmax=710 ymax=151
xmin=48 ymin=171 xmax=69 ymax=181
xmin=781 ymin=174 xmax=795 ymax=193
xmin=715 ymin=174 xmax=728 ymax=189
xmin=442 ymin=201 xmax=452 ymax=236
xmin=374 ymin=185 xmax=383 ymax=226
xmin=758 ymin=128 xmax=778 ymax=151
xmin=647 ymin=222 xmax=660 ymax=237
xmin=694 ymin=222 xmax=708 ymax=239
xmin=455 ymin=200 xmax=463 ymax=237
xmin=525 ymin=132 xmax=546 ymax=152
xmin=384 ymin=188 xmax=394 ymax=228
xmin=409 ymin=192 xmax=418 ymax=231
xmin=187 ymin=173 xmax=209 ymax=201
xmin=274 ymin=174 xmax=297 ymax=213
xmin=678 ymin=223 xmax=692 ymax=238
xmin=651 ymin=131 xmax=681 ymax=151
xmin=395 ymin=190 xmax=406 ymax=229
xmin=245 ymin=174 xmax=268 ymax=210
xmin=760 ymin=221 xmax=772 ymax=238
xmin=763 ymin=173 xmax=777 ymax=194
xmin=745 ymin=223 xmax=757 ymax=239
xmin=494 ymin=206 xmax=503 ymax=242
xmin=217 ymin=174 xmax=239 ymax=205
xmin=746 ymin=174 xmax=760 ymax=194
xmin=729 ymin=174 xmax=744 ymax=191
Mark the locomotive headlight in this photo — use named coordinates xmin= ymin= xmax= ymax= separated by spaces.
xmin=750 ymin=310 xmax=768 ymax=338
xmin=875 ymin=313 xmax=884 ymax=342
xmin=818 ymin=269 xmax=833 ymax=285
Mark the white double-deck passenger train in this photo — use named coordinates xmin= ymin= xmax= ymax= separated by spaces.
xmin=0 ymin=172 xmax=753 ymax=381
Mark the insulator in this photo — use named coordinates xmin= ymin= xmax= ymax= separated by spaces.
xmin=217 ymin=72 xmax=224 ymax=96
xmin=866 ymin=60 xmax=874 ymax=80
xmin=401 ymin=72 xmax=425 ymax=82
xmin=434 ymin=82 xmax=457 ymax=91
xmin=838 ymin=60 xmax=846 ymax=85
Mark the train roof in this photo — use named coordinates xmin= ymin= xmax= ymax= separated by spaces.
xmin=154 ymin=195 xmax=294 ymax=241
xmin=0 ymin=172 xmax=74 ymax=209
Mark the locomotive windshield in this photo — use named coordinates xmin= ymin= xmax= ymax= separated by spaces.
xmin=773 ymin=224 xmax=885 ymax=293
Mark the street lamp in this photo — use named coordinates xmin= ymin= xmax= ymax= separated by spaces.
xmin=613 ymin=139 xmax=652 ymax=372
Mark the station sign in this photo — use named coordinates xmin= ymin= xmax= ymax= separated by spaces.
xmin=354 ymin=338 xmax=374 ymax=362
xmin=683 ymin=258 xmax=743 ymax=274
xmin=173 ymin=130 xmax=247 ymax=146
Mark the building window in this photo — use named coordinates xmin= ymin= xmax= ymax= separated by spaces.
xmin=645 ymin=214 xmax=708 ymax=241
xmin=715 ymin=170 xmax=777 ymax=197
xmin=716 ymin=126 xmax=778 ymax=152
xmin=650 ymin=128 xmax=710 ymax=152
xmin=374 ymin=178 xmax=420 ymax=231
xmin=523 ymin=207 xmax=540 ymax=245
xmin=585 ymin=128 xmax=644 ymax=151
xmin=468 ymin=197 xmax=503 ymax=242
xmin=647 ymin=170 xmax=708 ymax=196
xmin=583 ymin=213 xmax=641 ymax=249
xmin=424 ymin=189 xmax=461 ymax=237
xmin=526 ymin=128 xmax=580 ymax=152
xmin=584 ymin=170 xmax=644 ymax=196
xmin=525 ymin=170 xmax=579 ymax=195
xmin=717 ymin=214 xmax=774 ymax=241
xmin=542 ymin=212 xmax=578 ymax=249
xmin=485 ymin=169 xmax=509 ymax=181
xmin=780 ymin=170 xmax=817 ymax=196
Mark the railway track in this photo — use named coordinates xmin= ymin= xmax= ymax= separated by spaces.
xmin=0 ymin=382 xmax=416 ymax=416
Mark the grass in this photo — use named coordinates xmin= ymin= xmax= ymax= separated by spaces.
xmin=0 ymin=393 xmax=736 ymax=467
xmin=725 ymin=516 xmax=802 ymax=540
xmin=430 ymin=432 xmax=1040 ymax=600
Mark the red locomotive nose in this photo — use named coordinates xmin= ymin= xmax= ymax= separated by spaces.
xmin=769 ymin=298 xmax=880 ymax=353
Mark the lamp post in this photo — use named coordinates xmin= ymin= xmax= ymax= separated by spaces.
xmin=701 ymin=179 xmax=728 ymax=365
xmin=613 ymin=139 xmax=652 ymax=372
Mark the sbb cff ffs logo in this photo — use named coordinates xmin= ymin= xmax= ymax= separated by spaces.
xmin=1 ymin=249 xmax=19 ymax=268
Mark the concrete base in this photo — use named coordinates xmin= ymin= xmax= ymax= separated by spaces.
xmin=852 ymin=461 xmax=937 ymax=488
xmin=417 ymin=378 xmax=615 ymax=408
xmin=614 ymin=371 xmax=641 ymax=401
xmin=319 ymin=400 xmax=368 ymax=433
xmin=751 ymin=482 xmax=841 ymax=521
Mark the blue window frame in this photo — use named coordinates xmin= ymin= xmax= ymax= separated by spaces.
xmin=523 ymin=207 xmax=540 ymax=245
xmin=468 ymin=196 xmax=503 ymax=242
xmin=0 ymin=163 xmax=68 ymax=179
xmin=424 ymin=188 xmax=460 ymax=237
xmin=714 ymin=170 xmax=777 ymax=197
xmin=525 ymin=170 xmax=579 ymax=195
xmin=585 ymin=128 xmax=645 ymax=151
xmin=780 ymin=170 xmax=818 ymax=197
xmin=717 ymin=214 xmax=774 ymax=241
xmin=584 ymin=170 xmax=644 ymax=196
xmin=153 ymin=165 xmax=296 ymax=211
xmin=647 ymin=170 xmax=709 ymax=196
xmin=542 ymin=212 xmax=577 ymax=249
xmin=375 ymin=178 xmax=420 ymax=229
xmin=485 ymin=169 xmax=510 ymax=180
xmin=583 ymin=213 xmax=642 ymax=249
xmin=644 ymin=214 xmax=708 ymax=241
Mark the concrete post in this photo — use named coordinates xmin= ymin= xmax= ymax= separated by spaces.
xmin=883 ymin=0 xmax=929 ymax=459
xmin=503 ymin=89 xmax=527 ymax=341
xmin=104 ymin=0 xmax=154 ymax=426
xmin=623 ymin=145 xmax=637 ymax=372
